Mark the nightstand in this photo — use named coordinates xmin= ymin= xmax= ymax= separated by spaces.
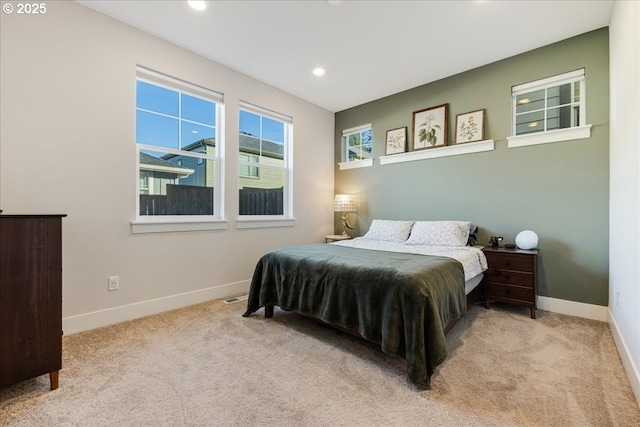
xmin=482 ymin=246 xmax=539 ymax=319
xmin=325 ymin=234 xmax=351 ymax=243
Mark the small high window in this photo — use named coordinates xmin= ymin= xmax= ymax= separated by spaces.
xmin=509 ymin=69 xmax=590 ymax=148
xmin=341 ymin=124 xmax=372 ymax=162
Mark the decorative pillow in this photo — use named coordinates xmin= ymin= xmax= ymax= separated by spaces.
xmin=405 ymin=221 xmax=471 ymax=247
xmin=362 ymin=219 xmax=415 ymax=243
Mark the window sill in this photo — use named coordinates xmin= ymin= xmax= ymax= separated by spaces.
xmin=507 ymin=125 xmax=592 ymax=148
xmin=131 ymin=218 xmax=228 ymax=234
xmin=379 ymin=139 xmax=494 ymax=165
xmin=236 ymin=217 xmax=295 ymax=229
xmin=338 ymin=159 xmax=373 ymax=170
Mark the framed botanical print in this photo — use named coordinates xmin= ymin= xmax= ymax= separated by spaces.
xmin=412 ymin=103 xmax=448 ymax=150
xmin=385 ymin=126 xmax=407 ymax=155
xmin=455 ymin=109 xmax=485 ymax=144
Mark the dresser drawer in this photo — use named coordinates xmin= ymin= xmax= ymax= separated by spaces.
xmin=486 ymin=268 xmax=534 ymax=288
xmin=484 ymin=252 xmax=534 ymax=272
xmin=485 ymin=282 xmax=534 ymax=303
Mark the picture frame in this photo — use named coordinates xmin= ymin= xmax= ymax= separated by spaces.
xmin=385 ymin=126 xmax=407 ymax=155
xmin=455 ymin=109 xmax=485 ymax=144
xmin=412 ymin=103 xmax=448 ymax=150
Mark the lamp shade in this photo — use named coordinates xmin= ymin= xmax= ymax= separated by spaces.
xmin=515 ymin=230 xmax=538 ymax=250
xmin=333 ymin=194 xmax=356 ymax=212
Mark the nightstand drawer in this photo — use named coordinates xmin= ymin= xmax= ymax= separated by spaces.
xmin=486 ymin=269 xmax=534 ymax=287
xmin=485 ymin=282 xmax=534 ymax=302
xmin=484 ymin=253 xmax=534 ymax=272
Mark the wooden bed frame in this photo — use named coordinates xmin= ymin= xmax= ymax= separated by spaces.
xmin=444 ymin=279 xmax=483 ymax=333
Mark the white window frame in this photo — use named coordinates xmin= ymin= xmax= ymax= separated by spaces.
xmin=131 ymin=66 xmax=227 ymax=234
xmin=237 ymin=101 xmax=294 ymax=229
xmin=507 ymin=69 xmax=591 ymax=148
xmin=338 ymin=124 xmax=373 ymax=170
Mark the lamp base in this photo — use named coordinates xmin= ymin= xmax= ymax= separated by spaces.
xmin=341 ymin=213 xmax=354 ymax=237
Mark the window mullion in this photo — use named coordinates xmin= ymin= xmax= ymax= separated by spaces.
xmin=178 ymin=93 xmax=182 ymax=150
xmin=580 ymin=79 xmax=586 ymax=126
xmin=543 ymin=88 xmax=548 ymax=132
xmin=136 ymin=107 xmax=179 ymax=121
xmin=259 ymin=116 xmax=263 ymax=158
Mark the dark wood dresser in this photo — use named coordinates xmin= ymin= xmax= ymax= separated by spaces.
xmin=0 ymin=214 xmax=66 ymax=390
xmin=482 ymin=246 xmax=539 ymax=319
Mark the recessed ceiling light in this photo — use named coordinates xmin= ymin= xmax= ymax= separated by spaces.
xmin=188 ymin=1 xmax=207 ymax=11
xmin=313 ymin=68 xmax=326 ymax=76
xmin=328 ymin=1 xmax=343 ymax=5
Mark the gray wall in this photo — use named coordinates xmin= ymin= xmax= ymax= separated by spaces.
xmin=335 ymin=28 xmax=609 ymax=306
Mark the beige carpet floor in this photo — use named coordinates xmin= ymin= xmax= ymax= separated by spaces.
xmin=1 ymin=299 xmax=639 ymax=426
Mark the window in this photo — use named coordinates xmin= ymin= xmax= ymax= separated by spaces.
xmin=338 ymin=124 xmax=373 ymax=170
xmin=134 ymin=67 xmax=224 ymax=232
xmin=509 ymin=69 xmax=590 ymax=148
xmin=238 ymin=102 xmax=292 ymax=224
xmin=342 ymin=124 xmax=372 ymax=162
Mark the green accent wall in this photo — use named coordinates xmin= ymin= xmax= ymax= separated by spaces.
xmin=334 ymin=28 xmax=610 ymax=306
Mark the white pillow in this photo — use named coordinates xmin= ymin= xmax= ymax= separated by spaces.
xmin=362 ymin=219 xmax=415 ymax=243
xmin=405 ymin=221 xmax=471 ymax=247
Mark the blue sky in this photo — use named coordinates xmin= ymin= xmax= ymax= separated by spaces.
xmin=136 ymin=80 xmax=284 ymax=153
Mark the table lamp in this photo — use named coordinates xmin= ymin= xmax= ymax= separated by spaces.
xmin=333 ymin=194 xmax=356 ymax=236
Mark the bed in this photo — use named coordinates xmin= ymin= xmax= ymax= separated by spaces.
xmin=243 ymin=220 xmax=488 ymax=389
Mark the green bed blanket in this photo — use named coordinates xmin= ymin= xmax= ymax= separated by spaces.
xmin=242 ymin=243 xmax=466 ymax=389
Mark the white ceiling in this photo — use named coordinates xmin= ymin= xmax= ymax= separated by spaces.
xmin=76 ymin=0 xmax=614 ymax=112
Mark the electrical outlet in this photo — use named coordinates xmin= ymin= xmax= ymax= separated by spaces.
xmin=616 ymin=291 xmax=620 ymax=308
xmin=108 ymin=275 xmax=119 ymax=291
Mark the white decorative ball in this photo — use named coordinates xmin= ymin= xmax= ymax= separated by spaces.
xmin=515 ymin=230 xmax=538 ymax=250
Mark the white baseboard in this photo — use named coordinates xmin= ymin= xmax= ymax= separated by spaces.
xmin=608 ymin=310 xmax=640 ymax=407
xmin=66 ymin=290 xmax=607 ymax=335
xmin=63 ymin=280 xmax=250 ymax=335
xmin=537 ymin=295 xmax=608 ymax=321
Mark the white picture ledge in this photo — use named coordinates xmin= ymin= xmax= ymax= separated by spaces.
xmin=507 ymin=125 xmax=592 ymax=148
xmin=338 ymin=158 xmax=374 ymax=170
xmin=379 ymin=139 xmax=494 ymax=165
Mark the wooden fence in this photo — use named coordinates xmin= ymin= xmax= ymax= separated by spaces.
xmin=239 ymin=187 xmax=283 ymax=215
xmin=140 ymin=186 xmax=283 ymax=216
xmin=140 ymin=184 xmax=213 ymax=216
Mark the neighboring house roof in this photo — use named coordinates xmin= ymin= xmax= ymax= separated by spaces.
xmin=158 ymin=135 xmax=284 ymax=160
xmin=240 ymin=133 xmax=284 ymax=159
xmin=158 ymin=138 xmax=214 ymax=163
xmin=139 ymin=152 xmax=194 ymax=178
xmin=180 ymin=138 xmax=216 ymax=154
